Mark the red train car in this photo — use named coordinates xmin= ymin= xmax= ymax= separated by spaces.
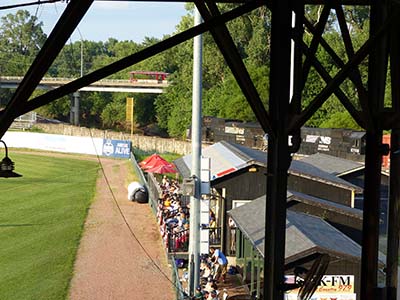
xmin=129 ymin=71 xmax=169 ymax=83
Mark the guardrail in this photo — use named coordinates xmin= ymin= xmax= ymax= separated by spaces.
xmin=171 ymin=256 xmax=189 ymax=300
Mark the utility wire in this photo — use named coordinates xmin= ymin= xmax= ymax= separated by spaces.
xmin=88 ymin=129 xmax=190 ymax=298
xmin=0 ymin=0 xmax=62 ymax=11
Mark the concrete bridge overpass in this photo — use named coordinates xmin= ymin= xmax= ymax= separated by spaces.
xmin=0 ymin=76 xmax=169 ymax=94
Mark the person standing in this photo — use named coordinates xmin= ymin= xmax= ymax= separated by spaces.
xmin=210 ymin=247 xmax=228 ymax=283
xmin=228 ymin=217 xmax=236 ymax=254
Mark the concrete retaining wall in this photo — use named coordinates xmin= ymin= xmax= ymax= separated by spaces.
xmin=35 ymin=123 xmax=192 ymax=155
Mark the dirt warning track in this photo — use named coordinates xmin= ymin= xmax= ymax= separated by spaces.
xmin=68 ymin=158 xmax=174 ymax=300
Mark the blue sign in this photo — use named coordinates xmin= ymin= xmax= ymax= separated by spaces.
xmin=102 ymin=139 xmax=131 ymax=159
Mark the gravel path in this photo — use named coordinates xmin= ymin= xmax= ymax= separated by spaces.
xmin=68 ymin=158 xmax=175 ymax=300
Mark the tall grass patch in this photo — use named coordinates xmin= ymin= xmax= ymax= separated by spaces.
xmin=0 ymin=152 xmax=99 ymax=300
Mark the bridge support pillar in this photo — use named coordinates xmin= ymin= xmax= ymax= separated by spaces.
xmin=70 ymin=91 xmax=80 ymax=126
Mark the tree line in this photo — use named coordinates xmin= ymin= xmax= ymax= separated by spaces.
xmin=0 ymin=5 xmax=375 ymax=138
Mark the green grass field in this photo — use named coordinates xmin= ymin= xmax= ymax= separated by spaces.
xmin=0 ymin=151 xmax=99 ymax=300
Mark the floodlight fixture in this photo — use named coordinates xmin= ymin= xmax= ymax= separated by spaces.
xmin=0 ymin=140 xmax=22 ymax=178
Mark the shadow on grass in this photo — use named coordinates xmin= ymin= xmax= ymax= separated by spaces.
xmin=0 ymin=223 xmax=43 ymax=227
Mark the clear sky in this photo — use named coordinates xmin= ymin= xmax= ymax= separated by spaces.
xmin=0 ymin=1 xmax=188 ymax=43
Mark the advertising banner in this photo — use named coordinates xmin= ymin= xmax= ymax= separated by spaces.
xmin=285 ymin=295 xmax=356 ymax=300
xmin=102 ymin=139 xmax=131 ymax=159
xmin=285 ymin=275 xmax=356 ymax=300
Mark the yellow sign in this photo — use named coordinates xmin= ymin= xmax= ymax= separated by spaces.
xmin=126 ymin=97 xmax=134 ymax=122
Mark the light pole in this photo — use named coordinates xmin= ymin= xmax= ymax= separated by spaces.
xmin=188 ymin=8 xmax=203 ymax=296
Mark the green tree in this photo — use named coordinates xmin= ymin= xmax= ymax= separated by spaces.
xmin=155 ymin=5 xmax=272 ymax=137
xmin=0 ymin=10 xmax=46 ymax=76
xmin=0 ymin=10 xmax=47 ymax=107
xmin=319 ymin=110 xmax=362 ymax=130
xmin=101 ymin=98 xmax=126 ymax=129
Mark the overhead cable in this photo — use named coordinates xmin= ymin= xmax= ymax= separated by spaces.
xmin=0 ymin=0 xmax=62 ymax=11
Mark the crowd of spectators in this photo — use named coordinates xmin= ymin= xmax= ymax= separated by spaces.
xmin=191 ymin=247 xmax=229 ymax=300
xmin=156 ymin=175 xmax=190 ymax=252
xmin=153 ymin=174 xmax=235 ymax=299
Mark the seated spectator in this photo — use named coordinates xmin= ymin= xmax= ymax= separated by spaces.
xmin=204 ymin=276 xmax=218 ymax=293
xmin=192 ymin=286 xmax=204 ymax=300
xmin=209 ymin=290 xmax=218 ymax=300
xmin=162 ymin=175 xmax=168 ymax=186
xmin=200 ymin=261 xmax=212 ymax=285
xmin=170 ymin=199 xmax=180 ymax=211
xmin=178 ymin=213 xmax=187 ymax=225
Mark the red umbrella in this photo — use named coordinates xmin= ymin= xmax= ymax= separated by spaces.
xmin=145 ymin=163 xmax=177 ymax=174
xmin=138 ymin=153 xmax=157 ymax=167
xmin=139 ymin=154 xmax=169 ymax=169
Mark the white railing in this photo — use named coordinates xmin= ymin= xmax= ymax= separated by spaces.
xmin=0 ymin=76 xmax=169 ymax=87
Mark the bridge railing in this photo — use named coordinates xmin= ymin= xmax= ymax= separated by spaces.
xmin=0 ymin=76 xmax=168 ymax=86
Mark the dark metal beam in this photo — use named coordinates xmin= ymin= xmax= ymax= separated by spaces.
xmin=288 ymin=11 xmax=394 ymax=132
xmin=386 ymin=15 xmax=400 ymax=282
xmin=303 ymin=17 xmax=369 ymax=103
xmin=0 ymin=0 xmax=94 ymax=138
xmin=297 ymin=40 xmax=365 ymax=127
xmin=13 ymin=1 xmax=264 ymax=118
xmin=360 ymin=0 xmax=389 ymax=298
xmin=335 ymin=4 xmax=371 ymax=126
xmin=361 ymin=131 xmax=384 ymax=300
xmin=389 ymin=6 xmax=400 ymax=113
xmin=386 ymin=129 xmax=400 ymax=300
xmin=264 ymin=0 xmax=292 ymax=299
xmin=99 ymin=0 xmax=372 ymax=5
xmin=301 ymin=5 xmax=331 ymax=87
xmin=195 ymin=0 xmax=274 ymax=137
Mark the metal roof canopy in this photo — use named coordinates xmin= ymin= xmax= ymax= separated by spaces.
xmin=228 ymin=196 xmax=363 ymax=263
xmin=175 ymin=140 xmax=362 ymax=191
xmin=0 ymin=0 xmax=399 ymax=299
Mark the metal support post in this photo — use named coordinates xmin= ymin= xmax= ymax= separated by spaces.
xmin=264 ymin=0 xmax=292 ymax=298
xmin=387 ymin=8 xmax=400 ymax=298
xmin=361 ymin=0 xmax=388 ymax=297
xmin=70 ymin=96 xmax=74 ymax=124
xmin=73 ymin=91 xmax=80 ymax=126
xmin=188 ymin=8 xmax=203 ymax=296
xmin=360 ymin=131 xmax=383 ymax=299
xmin=386 ymin=129 xmax=400 ymax=299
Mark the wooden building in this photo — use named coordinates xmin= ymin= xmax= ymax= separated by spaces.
xmin=174 ymin=141 xmax=363 ymax=255
xmin=228 ymin=197 xmax=373 ymax=299
xmin=300 ymin=153 xmax=389 ymax=233
xmin=287 ymin=190 xmax=363 ymax=244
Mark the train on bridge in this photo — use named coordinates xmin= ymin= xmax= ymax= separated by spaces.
xmin=129 ymin=71 xmax=169 ymax=83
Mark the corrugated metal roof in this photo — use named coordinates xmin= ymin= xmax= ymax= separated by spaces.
xmin=177 ymin=141 xmax=248 ymax=180
xmin=228 ymin=196 xmax=362 ymax=261
xmin=290 ymin=160 xmax=362 ymax=191
xmin=174 ymin=141 xmax=362 ymax=191
xmin=299 ymin=153 xmax=364 ymax=176
xmin=287 ymin=190 xmax=363 ymax=219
